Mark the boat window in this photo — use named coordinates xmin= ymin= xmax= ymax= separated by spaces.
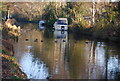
xmin=57 ymin=20 xmax=67 ymax=25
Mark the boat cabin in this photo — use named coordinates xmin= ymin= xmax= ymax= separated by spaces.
xmin=54 ymin=18 xmax=68 ymax=31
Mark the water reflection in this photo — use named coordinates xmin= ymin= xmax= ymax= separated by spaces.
xmin=108 ymin=56 xmax=120 ymax=79
xmin=52 ymin=31 xmax=69 ymax=78
xmin=20 ymin=52 xmax=49 ymax=79
xmin=19 ymin=45 xmax=49 ymax=79
xmin=85 ymin=41 xmax=106 ymax=79
xmin=14 ymin=23 xmax=120 ymax=79
xmin=83 ymin=41 xmax=120 ymax=79
xmin=14 ymin=23 xmax=49 ymax=79
xmin=54 ymin=31 xmax=68 ymax=39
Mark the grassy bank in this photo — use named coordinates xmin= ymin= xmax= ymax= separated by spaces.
xmin=1 ymin=19 xmax=28 ymax=80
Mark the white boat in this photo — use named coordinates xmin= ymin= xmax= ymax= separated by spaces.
xmin=54 ymin=18 xmax=68 ymax=31
xmin=39 ymin=20 xmax=45 ymax=30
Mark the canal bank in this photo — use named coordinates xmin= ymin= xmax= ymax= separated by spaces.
xmin=1 ymin=19 xmax=28 ymax=80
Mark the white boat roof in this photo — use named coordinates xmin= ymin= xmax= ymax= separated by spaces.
xmin=58 ymin=18 xmax=67 ymax=20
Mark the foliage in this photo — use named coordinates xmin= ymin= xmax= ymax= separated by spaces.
xmin=42 ymin=2 xmax=57 ymax=27
xmin=2 ymin=2 xmax=120 ymax=40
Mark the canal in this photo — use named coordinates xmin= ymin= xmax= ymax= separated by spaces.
xmin=14 ymin=23 xmax=120 ymax=79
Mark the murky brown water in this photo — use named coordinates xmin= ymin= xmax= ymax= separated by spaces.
xmin=14 ymin=23 xmax=120 ymax=79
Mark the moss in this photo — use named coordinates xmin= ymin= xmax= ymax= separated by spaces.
xmin=2 ymin=55 xmax=27 ymax=79
xmin=2 ymin=50 xmax=8 ymax=55
xmin=11 ymin=76 xmax=23 ymax=80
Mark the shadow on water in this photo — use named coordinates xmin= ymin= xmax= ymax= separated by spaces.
xmin=14 ymin=23 xmax=120 ymax=79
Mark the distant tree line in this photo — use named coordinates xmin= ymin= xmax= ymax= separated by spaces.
xmin=2 ymin=2 xmax=120 ymax=40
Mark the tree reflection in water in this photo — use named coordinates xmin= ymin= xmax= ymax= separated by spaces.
xmin=20 ymin=52 xmax=49 ymax=79
xmin=14 ymin=23 xmax=120 ymax=79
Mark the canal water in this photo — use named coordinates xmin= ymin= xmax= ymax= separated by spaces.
xmin=14 ymin=23 xmax=120 ymax=79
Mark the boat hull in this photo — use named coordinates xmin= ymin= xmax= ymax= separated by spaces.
xmin=54 ymin=25 xmax=68 ymax=31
